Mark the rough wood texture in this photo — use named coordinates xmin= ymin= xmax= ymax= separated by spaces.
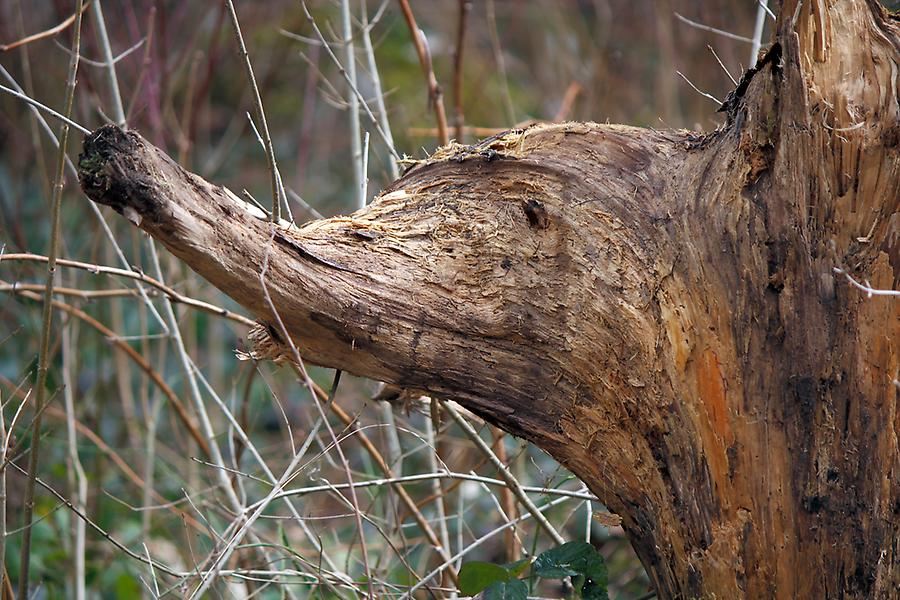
xmin=78 ymin=2 xmax=899 ymax=598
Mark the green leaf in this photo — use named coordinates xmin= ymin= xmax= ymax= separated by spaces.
xmin=534 ymin=542 xmax=606 ymax=581
xmin=581 ymin=578 xmax=611 ymax=600
xmin=534 ymin=541 xmax=595 ymax=578
xmin=533 ymin=541 xmax=608 ymax=598
xmin=459 ymin=561 xmax=511 ymax=595
xmin=502 ymin=557 xmax=532 ymax=578
xmin=482 ymin=579 xmax=528 ymax=600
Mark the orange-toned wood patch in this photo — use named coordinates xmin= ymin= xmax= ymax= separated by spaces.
xmin=697 ymin=348 xmax=734 ymax=447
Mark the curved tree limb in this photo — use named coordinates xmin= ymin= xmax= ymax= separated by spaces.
xmin=77 ymin=1 xmax=900 ymax=597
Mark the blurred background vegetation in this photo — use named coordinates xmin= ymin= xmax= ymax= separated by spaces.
xmin=0 ymin=1 xmax=845 ymax=598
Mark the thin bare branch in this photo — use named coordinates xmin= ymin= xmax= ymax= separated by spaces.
xmin=0 ymin=1 xmax=93 ymax=52
xmin=707 ymin=45 xmax=738 ymax=86
xmin=89 ymin=0 xmax=125 ymax=125
xmin=18 ymin=3 xmax=86 ymax=594
xmin=750 ymin=1 xmax=771 ymax=65
xmin=341 ymin=0 xmax=364 ymax=209
xmin=258 ymin=471 xmax=598 ymax=504
xmin=62 ymin=324 xmax=87 ymax=599
xmin=674 ymin=12 xmax=753 ymax=44
xmin=834 ymin=267 xmax=900 ymax=297
xmin=224 ymin=0 xmax=285 ymax=221
xmin=675 ymin=70 xmax=722 ymax=105
xmin=359 ymin=0 xmax=400 ymax=179
xmin=396 ymin=0 xmax=449 ymax=145
xmin=298 ymin=1 xmax=401 ymax=162
xmin=0 ymin=84 xmax=91 ymax=135
xmin=0 ymin=253 xmax=256 ymax=326
xmin=440 ymin=399 xmax=565 ymax=546
xmin=452 ymin=0 xmax=472 ymax=141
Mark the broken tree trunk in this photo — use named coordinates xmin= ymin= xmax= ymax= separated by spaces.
xmin=78 ymin=1 xmax=899 ymax=598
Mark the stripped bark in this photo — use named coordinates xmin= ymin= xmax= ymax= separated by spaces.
xmin=78 ymin=2 xmax=900 ymax=598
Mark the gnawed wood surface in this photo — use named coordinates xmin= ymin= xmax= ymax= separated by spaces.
xmin=79 ymin=2 xmax=900 ymax=598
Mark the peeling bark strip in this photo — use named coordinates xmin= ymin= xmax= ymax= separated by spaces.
xmin=78 ymin=2 xmax=900 ymax=598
